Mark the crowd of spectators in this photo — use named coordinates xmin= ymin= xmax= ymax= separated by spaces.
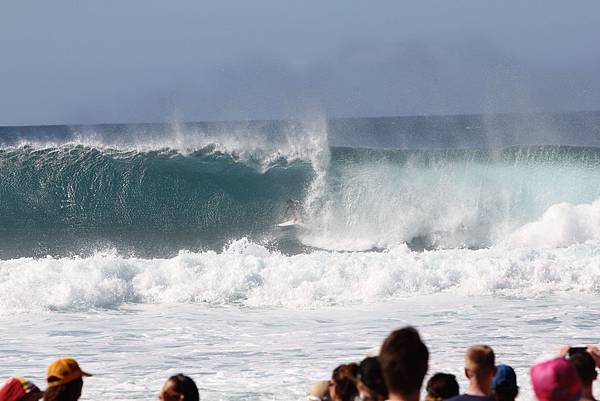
xmin=308 ymin=327 xmax=600 ymax=401
xmin=0 ymin=358 xmax=199 ymax=401
xmin=1 ymin=326 xmax=598 ymax=401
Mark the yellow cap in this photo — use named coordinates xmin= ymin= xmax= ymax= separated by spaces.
xmin=46 ymin=358 xmax=92 ymax=387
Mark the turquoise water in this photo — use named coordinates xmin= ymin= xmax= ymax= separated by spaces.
xmin=1 ymin=144 xmax=600 ymax=257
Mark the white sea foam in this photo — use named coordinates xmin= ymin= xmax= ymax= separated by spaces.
xmin=505 ymin=199 xmax=600 ymax=248
xmin=300 ymin=155 xmax=600 ymax=251
xmin=2 ymin=238 xmax=600 ymax=314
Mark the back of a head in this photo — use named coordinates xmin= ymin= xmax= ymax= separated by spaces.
xmin=379 ymin=326 xmax=429 ymax=397
xmin=569 ymin=353 xmax=598 ymax=386
xmin=425 ymin=373 xmax=459 ymax=401
xmin=466 ymin=345 xmax=496 ymax=379
xmin=0 ymin=377 xmax=43 ymax=401
xmin=492 ymin=365 xmax=519 ymax=401
xmin=43 ymin=378 xmax=83 ymax=401
xmin=531 ymin=357 xmax=582 ymax=401
xmin=358 ymin=357 xmax=388 ymax=401
xmin=169 ymin=374 xmax=200 ymax=401
xmin=331 ymin=364 xmax=359 ymax=401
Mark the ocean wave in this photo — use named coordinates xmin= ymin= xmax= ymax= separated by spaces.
xmin=1 ymin=144 xmax=600 ymax=256
xmin=2 ymin=238 xmax=600 ymax=313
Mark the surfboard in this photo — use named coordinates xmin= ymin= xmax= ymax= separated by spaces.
xmin=277 ymin=219 xmax=300 ymax=227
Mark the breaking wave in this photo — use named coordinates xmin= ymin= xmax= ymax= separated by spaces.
xmin=1 ymin=238 xmax=600 ymax=313
xmin=2 ymin=122 xmax=600 ymax=312
xmin=1 ymin=142 xmax=600 ymax=256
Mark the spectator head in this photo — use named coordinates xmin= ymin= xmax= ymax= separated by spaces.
xmin=464 ymin=345 xmax=496 ymax=393
xmin=329 ymin=364 xmax=359 ymax=401
xmin=159 ymin=374 xmax=200 ymax=401
xmin=492 ymin=365 xmax=519 ymax=401
xmin=425 ymin=373 xmax=459 ymax=401
xmin=44 ymin=358 xmax=91 ymax=401
xmin=569 ymin=352 xmax=598 ymax=387
xmin=379 ymin=327 xmax=429 ymax=400
xmin=0 ymin=377 xmax=43 ymax=401
xmin=531 ymin=357 xmax=582 ymax=401
xmin=357 ymin=357 xmax=388 ymax=401
xmin=307 ymin=380 xmax=331 ymax=401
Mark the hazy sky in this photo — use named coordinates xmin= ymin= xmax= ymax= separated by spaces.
xmin=2 ymin=0 xmax=600 ymax=125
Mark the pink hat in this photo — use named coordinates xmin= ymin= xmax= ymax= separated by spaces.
xmin=531 ymin=357 xmax=582 ymax=401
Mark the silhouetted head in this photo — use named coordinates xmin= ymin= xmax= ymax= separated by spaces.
xmin=357 ymin=357 xmax=388 ymax=401
xmin=570 ymin=353 xmax=598 ymax=387
xmin=379 ymin=326 xmax=429 ymax=398
xmin=492 ymin=364 xmax=519 ymax=401
xmin=330 ymin=364 xmax=359 ymax=401
xmin=160 ymin=374 xmax=200 ymax=401
xmin=425 ymin=373 xmax=459 ymax=401
xmin=44 ymin=378 xmax=82 ymax=401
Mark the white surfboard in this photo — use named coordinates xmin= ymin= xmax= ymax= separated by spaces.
xmin=277 ymin=219 xmax=300 ymax=227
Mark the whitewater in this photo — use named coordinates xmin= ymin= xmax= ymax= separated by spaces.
xmin=1 ymin=113 xmax=600 ymax=400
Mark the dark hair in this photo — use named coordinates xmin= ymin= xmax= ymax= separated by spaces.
xmin=494 ymin=388 xmax=519 ymax=401
xmin=168 ymin=374 xmax=199 ymax=401
xmin=44 ymin=378 xmax=83 ymax=401
xmin=359 ymin=357 xmax=388 ymax=400
xmin=426 ymin=373 xmax=459 ymax=401
xmin=379 ymin=326 xmax=429 ymax=396
xmin=570 ymin=353 xmax=598 ymax=386
xmin=331 ymin=364 xmax=359 ymax=401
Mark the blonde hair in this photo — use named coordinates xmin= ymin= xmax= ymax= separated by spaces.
xmin=465 ymin=345 xmax=495 ymax=377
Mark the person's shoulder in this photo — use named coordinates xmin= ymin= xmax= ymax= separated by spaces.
xmin=447 ymin=395 xmax=493 ymax=401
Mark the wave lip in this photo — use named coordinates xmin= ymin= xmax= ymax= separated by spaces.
xmin=2 ymin=238 xmax=600 ymax=314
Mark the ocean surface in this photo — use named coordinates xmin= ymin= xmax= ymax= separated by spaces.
xmin=1 ymin=111 xmax=600 ymax=400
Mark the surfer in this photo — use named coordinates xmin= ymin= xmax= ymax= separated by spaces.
xmin=284 ymin=199 xmax=304 ymax=222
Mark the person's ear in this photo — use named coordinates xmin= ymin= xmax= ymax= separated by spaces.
xmin=465 ymin=368 xmax=470 ymax=379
